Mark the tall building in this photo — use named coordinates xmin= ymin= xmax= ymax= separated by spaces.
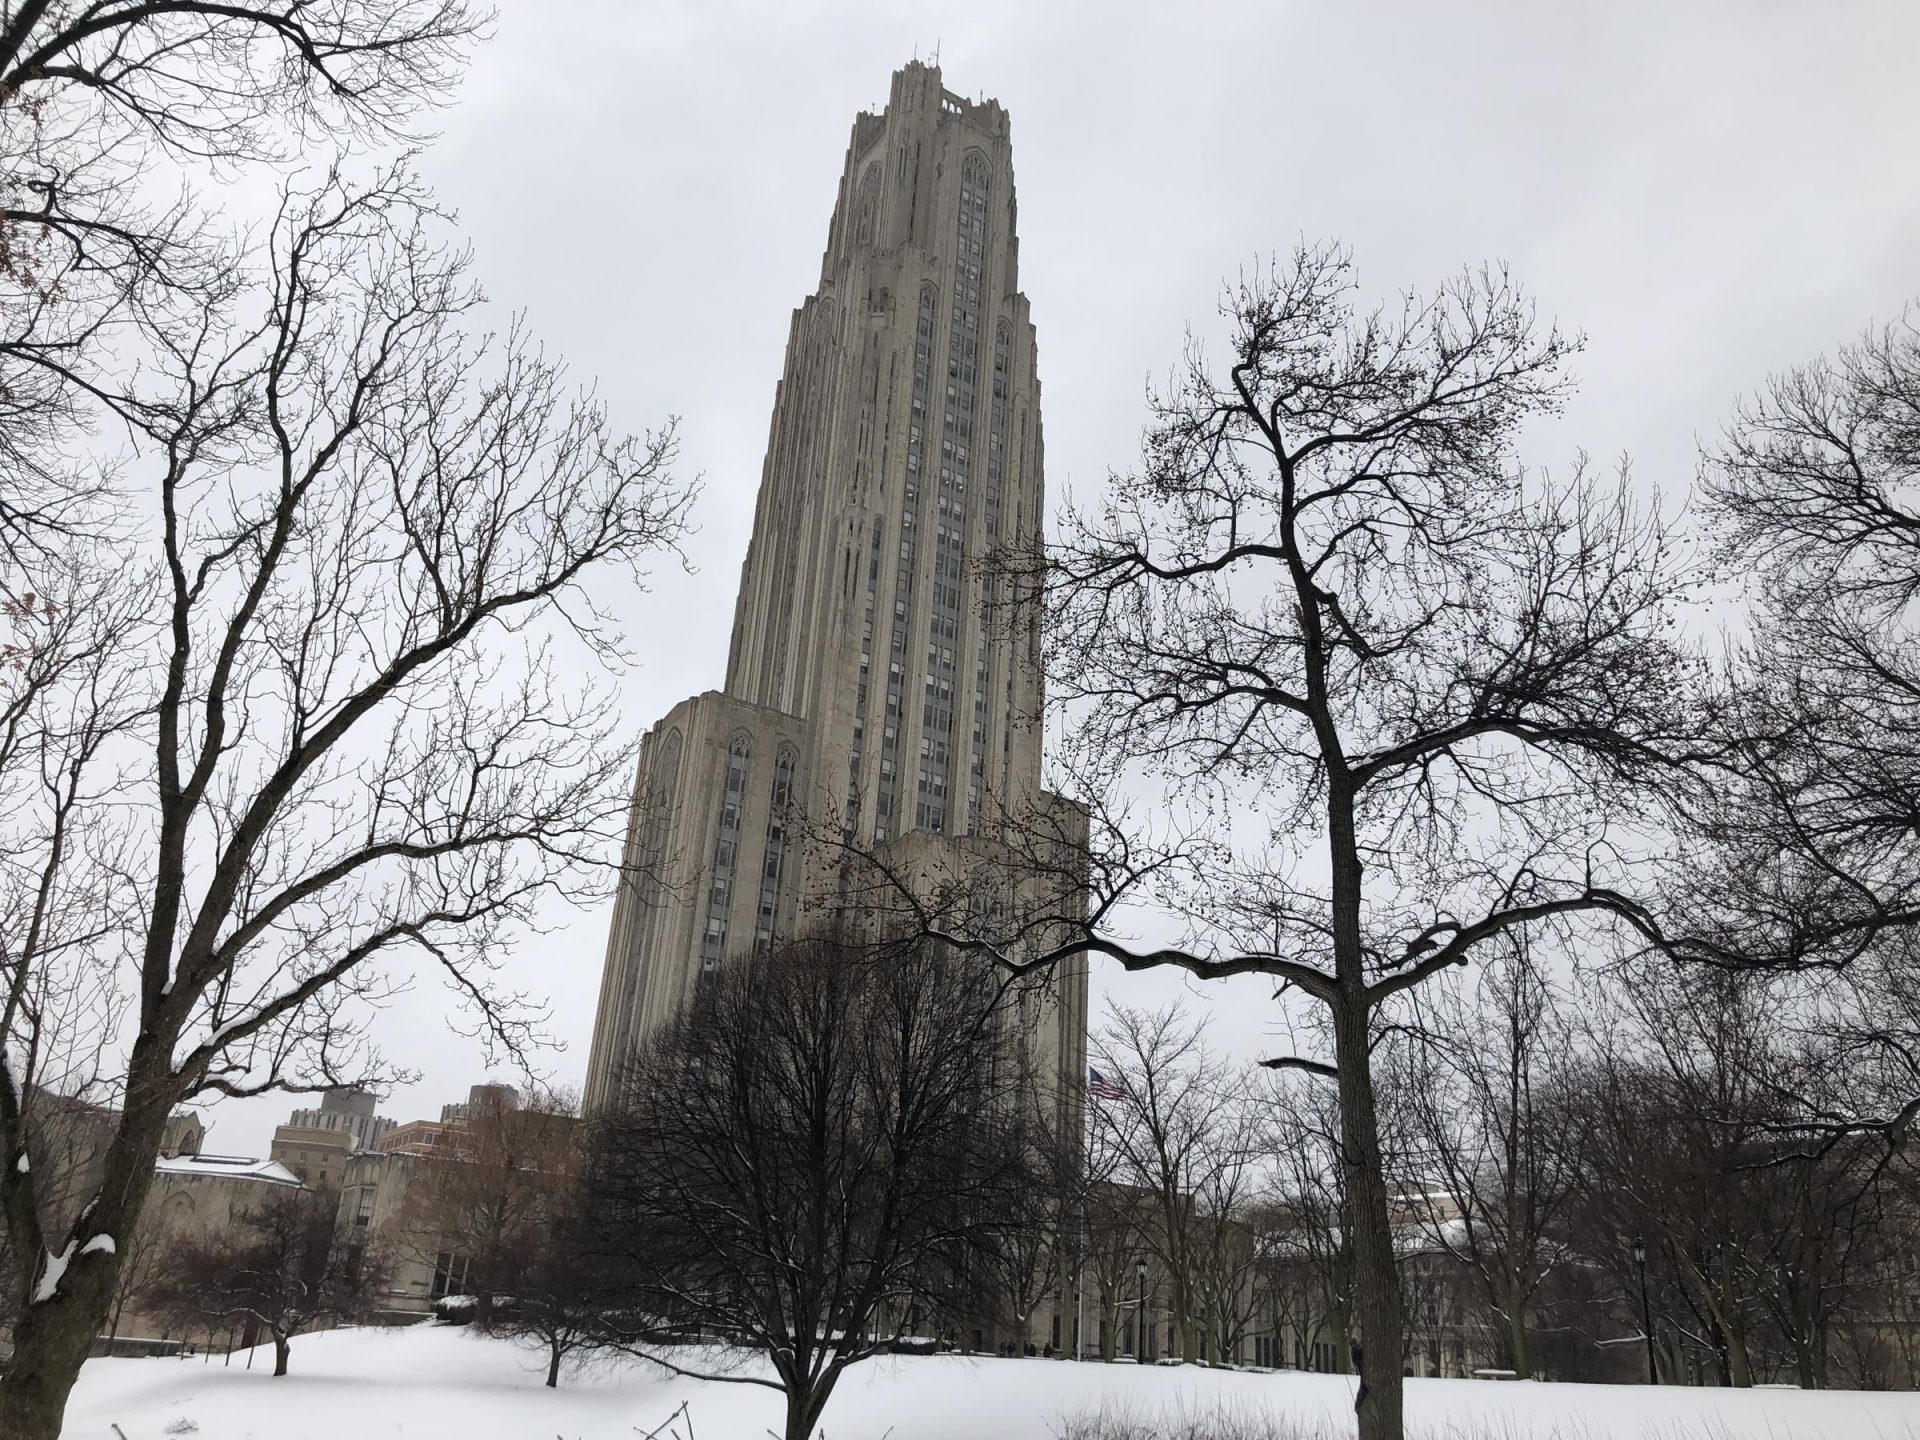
xmin=269 ymin=1085 xmax=392 ymax=1194
xmin=584 ymin=62 xmax=1087 ymax=1118
xmin=337 ymin=1082 xmax=581 ymax=1319
xmin=439 ymin=1082 xmax=519 ymax=1125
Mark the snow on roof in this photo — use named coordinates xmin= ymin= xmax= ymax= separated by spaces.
xmin=153 ymin=1153 xmax=303 ymax=1187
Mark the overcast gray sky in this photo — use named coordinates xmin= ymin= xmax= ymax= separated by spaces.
xmin=206 ymin=0 xmax=1920 ymax=1153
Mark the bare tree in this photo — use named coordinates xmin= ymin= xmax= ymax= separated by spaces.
xmin=0 ymin=165 xmax=689 ymax=1439
xmin=1265 ymin=1079 xmax=1356 ymax=1374
xmin=396 ymin=1088 xmax=580 ymax=1326
xmin=0 ymin=0 xmax=481 ymax=572
xmin=973 ymin=1089 xmax=1078 ymax=1354
xmin=102 ymin=1214 xmax=169 ymax=1345
xmin=1750 ymin=1126 xmax=1891 ymax=1390
xmin=1397 ymin=935 xmax=1584 ymax=1377
xmin=1190 ymin=1123 xmax=1268 ymax=1367
xmin=1084 ymin=1001 xmax=1267 ymax=1364
xmin=583 ymin=935 xmax=1035 ymax=1440
xmin=0 ymin=553 xmax=149 ymax=1360
xmin=1559 ymin=961 xmax=1906 ymax=1389
xmin=146 ymin=1185 xmax=391 ymax=1376
xmin=1564 ymin=967 xmax=1800 ymax=1386
xmin=852 ymin=244 xmax=1703 ymax=1437
xmin=1642 ymin=313 xmax=1920 ymax=1159
xmin=1076 ymin=1128 xmax=1150 ymax=1362
xmin=1240 ymin=1196 xmax=1304 ymax=1370
xmin=495 ymin=1204 xmax=604 ymax=1389
xmin=1086 ymin=1002 xmax=1240 ymax=1362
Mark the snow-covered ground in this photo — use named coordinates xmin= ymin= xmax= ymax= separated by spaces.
xmin=61 ymin=1324 xmax=1920 ymax=1439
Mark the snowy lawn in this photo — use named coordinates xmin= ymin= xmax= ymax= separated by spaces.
xmin=60 ymin=1324 xmax=1920 ymax=1439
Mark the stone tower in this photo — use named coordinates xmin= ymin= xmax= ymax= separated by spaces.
xmin=583 ymin=63 xmax=1087 ymax=1120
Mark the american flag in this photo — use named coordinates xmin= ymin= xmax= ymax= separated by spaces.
xmin=1087 ymin=1066 xmax=1126 ymax=1102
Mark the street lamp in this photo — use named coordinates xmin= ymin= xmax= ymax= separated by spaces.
xmin=1135 ymin=1259 xmax=1150 ymax=1362
xmin=1632 ymin=1238 xmax=1657 ymax=1386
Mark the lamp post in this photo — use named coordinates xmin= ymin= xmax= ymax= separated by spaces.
xmin=1632 ymin=1238 xmax=1657 ymax=1385
xmin=1135 ymin=1259 xmax=1149 ymax=1362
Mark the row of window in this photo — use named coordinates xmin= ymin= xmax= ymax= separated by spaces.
xmin=843 ymin=152 xmax=1023 ymax=843
xmin=697 ymin=737 xmax=751 ymax=973
xmin=753 ymin=753 xmax=794 ymax=949
xmin=698 ymin=737 xmax=798 ymax=981
xmin=846 ymin=521 xmax=883 ymax=833
xmin=972 ymin=322 xmax=1015 ymax=825
xmin=913 ymin=152 xmax=993 ymax=836
xmin=873 ymin=287 xmax=941 ymax=842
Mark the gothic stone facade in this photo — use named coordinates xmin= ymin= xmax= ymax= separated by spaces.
xmin=584 ymin=63 xmax=1087 ymax=1126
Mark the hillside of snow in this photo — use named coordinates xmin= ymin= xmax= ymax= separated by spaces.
xmin=61 ymin=1324 xmax=1920 ymax=1439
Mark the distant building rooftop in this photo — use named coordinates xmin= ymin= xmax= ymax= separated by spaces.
xmin=154 ymin=1153 xmax=302 ymax=1187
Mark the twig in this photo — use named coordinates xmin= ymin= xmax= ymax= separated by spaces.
xmin=635 ymin=1400 xmax=692 ymax=1440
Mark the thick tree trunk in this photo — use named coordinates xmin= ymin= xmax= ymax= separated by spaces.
xmin=1793 ymin=1336 xmax=1816 ymax=1391
xmin=272 ymin=1333 xmax=291 ymax=1377
xmin=1704 ymin=1289 xmax=1753 ymax=1389
xmin=0 ymin=1068 xmax=174 ymax=1440
xmin=546 ymin=1342 xmax=562 ymax=1388
xmin=1507 ymin=1289 xmax=1532 ymax=1379
xmin=784 ymin=1376 xmax=835 ymax=1440
xmin=1692 ymin=1259 xmax=1753 ymax=1389
xmin=1725 ymin=1321 xmax=1753 ymax=1388
xmin=0 ymin=1288 xmax=107 ymax=1440
xmin=1330 ymin=1304 xmax=1353 ymax=1374
xmin=1329 ymin=789 xmax=1404 ymax=1440
xmin=1335 ymin=1028 xmax=1404 ymax=1438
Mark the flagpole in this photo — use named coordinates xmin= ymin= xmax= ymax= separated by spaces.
xmin=1077 ymin=1068 xmax=1089 ymax=1362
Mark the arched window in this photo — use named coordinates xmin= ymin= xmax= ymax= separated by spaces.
xmin=698 ymin=734 xmax=752 ymax=974
xmin=853 ymin=163 xmax=882 ymax=249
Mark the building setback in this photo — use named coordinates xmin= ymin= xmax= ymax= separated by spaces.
xmin=584 ymin=62 xmax=1087 ymax=1118
xmin=269 ymin=1085 xmax=393 ymax=1196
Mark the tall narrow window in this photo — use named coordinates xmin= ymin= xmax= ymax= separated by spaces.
xmin=847 ymin=519 xmax=884 ymax=834
xmin=918 ymin=151 xmax=991 ymax=835
xmin=618 ymin=726 xmax=682 ymax=1050
xmin=969 ymin=319 xmax=1012 ymax=832
xmin=698 ymin=735 xmax=752 ymax=974
xmin=877 ymin=284 xmax=939 ymax=843
xmin=755 ymin=749 xmax=797 ymax=949
xmin=852 ymin=163 xmax=882 ymax=249
xmin=638 ymin=729 xmax=683 ymax=918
